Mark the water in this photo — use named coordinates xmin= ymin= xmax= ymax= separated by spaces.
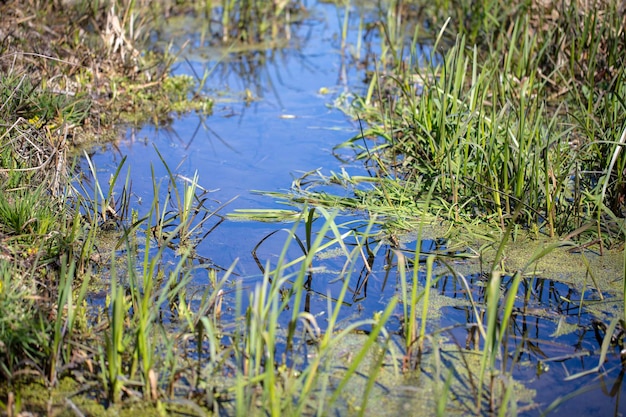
xmin=94 ymin=7 xmax=360 ymax=262
xmin=86 ymin=2 xmax=626 ymax=415
xmin=89 ymin=1 xmax=393 ymax=320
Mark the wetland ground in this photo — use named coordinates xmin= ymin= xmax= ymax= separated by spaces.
xmin=1 ymin=0 xmax=626 ymax=416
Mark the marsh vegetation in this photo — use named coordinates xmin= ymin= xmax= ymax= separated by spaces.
xmin=0 ymin=0 xmax=625 ymax=416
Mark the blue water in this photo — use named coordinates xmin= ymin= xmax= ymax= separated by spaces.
xmin=89 ymin=1 xmax=389 ymax=312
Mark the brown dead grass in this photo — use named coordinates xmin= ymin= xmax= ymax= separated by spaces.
xmin=0 ymin=0 xmax=179 ymax=147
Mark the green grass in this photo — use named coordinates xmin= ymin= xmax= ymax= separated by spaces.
xmin=0 ymin=261 xmax=50 ymax=381
xmin=320 ymin=0 xmax=626 ymax=249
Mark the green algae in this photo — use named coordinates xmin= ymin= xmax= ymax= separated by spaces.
xmin=505 ymin=242 xmax=623 ymax=293
xmin=323 ymin=333 xmax=535 ymax=416
xmin=551 ymin=318 xmax=580 ymax=338
xmin=1 ymin=377 xmax=209 ymax=417
xmin=431 ymin=231 xmax=624 ymax=298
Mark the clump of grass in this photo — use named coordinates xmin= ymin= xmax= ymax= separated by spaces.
xmin=0 ymin=167 xmax=88 ymax=392
xmin=329 ymin=0 xmax=626 ymax=248
xmin=0 ymin=64 xmax=95 ymax=382
xmin=0 ymin=261 xmax=50 ymax=381
xmin=0 ymin=0 xmax=212 ymax=135
xmin=0 ymin=0 xmax=215 ymax=406
xmin=225 ymin=208 xmax=398 ymax=415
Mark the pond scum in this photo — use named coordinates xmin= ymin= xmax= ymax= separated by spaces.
xmin=0 ymin=0 xmax=625 ymax=416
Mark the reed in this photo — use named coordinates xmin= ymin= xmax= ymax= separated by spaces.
xmin=48 ymin=256 xmax=91 ymax=386
xmin=101 ymin=265 xmax=127 ymax=404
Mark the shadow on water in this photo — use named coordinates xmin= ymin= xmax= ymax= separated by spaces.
xmin=84 ymin=1 xmax=626 ymax=415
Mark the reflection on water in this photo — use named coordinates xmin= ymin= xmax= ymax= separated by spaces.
xmin=93 ymin=2 xmax=364 ymax=268
xmin=86 ymin=1 xmax=626 ymax=415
